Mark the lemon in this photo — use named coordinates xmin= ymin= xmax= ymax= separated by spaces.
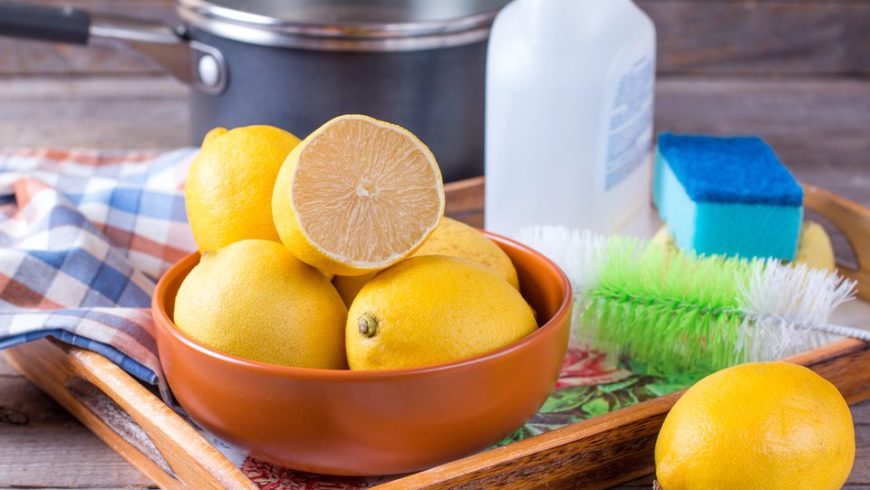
xmin=650 ymin=226 xmax=675 ymax=248
xmin=346 ymin=255 xmax=536 ymax=370
xmin=795 ymin=221 xmax=836 ymax=271
xmin=415 ymin=217 xmax=519 ymax=288
xmin=185 ymin=126 xmax=300 ymax=252
xmin=333 ymin=217 xmax=519 ymax=306
xmin=655 ymin=361 xmax=854 ymax=490
xmin=652 ymin=221 xmax=835 ymax=270
xmin=173 ymin=240 xmax=347 ymax=369
xmin=272 ymin=115 xmax=444 ymax=276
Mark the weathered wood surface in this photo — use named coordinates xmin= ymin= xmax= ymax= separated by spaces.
xmin=0 ymin=75 xmax=867 ymax=207
xmin=642 ymin=0 xmax=870 ymax=76
xmin=0 ymin=0 xmax=868 ymax=77
xmin=0 ymin=361 xmax=156 ymax=489
xmin=0 ymin=74 xmax=868 ymax=488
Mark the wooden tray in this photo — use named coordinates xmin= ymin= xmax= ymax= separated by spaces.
xmin=5 ymin=179 xmax=869 ymax=490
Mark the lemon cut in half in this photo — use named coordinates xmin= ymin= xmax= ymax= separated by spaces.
xmin=272 ymin=115 xmax=445 ymax=276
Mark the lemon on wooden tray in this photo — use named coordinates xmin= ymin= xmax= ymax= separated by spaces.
xmin=346 ymin=255 xmax=536 ymax=370
xmin=173 ymin=240 xmax=347 ymax=369
xmin=655 ymin=361 xmax=855 ymax=490
xmin=794 ymin=220 xmax=836 ymax=271
xmin=272 ymin=114 xmax=445 ymax=277
xmin=651 ymin=220 xmax=835 ymax=271
xmin=185 ymin=125 xmax=300 ymax=252
xmin=333 ymin=217 xmax=519 ymax=306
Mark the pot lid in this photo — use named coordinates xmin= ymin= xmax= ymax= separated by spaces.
xmin=177 ymin=0 xmax=510 ymax=51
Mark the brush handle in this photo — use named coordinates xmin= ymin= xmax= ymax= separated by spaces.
xmin=816 ymin=323 xmax=870 ymax=341
xmin=757 ymin=313 xmax=870 ymax=341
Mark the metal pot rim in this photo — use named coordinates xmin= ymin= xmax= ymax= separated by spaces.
xmin=177 ymin=0 xmax=504 ymax=52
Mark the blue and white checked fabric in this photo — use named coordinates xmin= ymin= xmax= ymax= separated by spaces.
xmin=0 ymin=148 xmax=198 ymax=385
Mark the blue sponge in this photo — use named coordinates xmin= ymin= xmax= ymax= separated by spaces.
xmin=653 ymin=133 xmax=803 ymax=260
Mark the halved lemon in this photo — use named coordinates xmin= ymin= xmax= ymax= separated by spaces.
xmin=272 ymin=115 xmax=445 ymax=276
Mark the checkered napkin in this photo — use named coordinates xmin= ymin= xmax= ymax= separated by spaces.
xmin=0 ymin=148 xmax=197 ymax=385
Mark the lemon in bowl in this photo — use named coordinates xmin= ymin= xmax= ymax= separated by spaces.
xmin=185 ymin=125 xmax=300 ymax=252
xmin=272 ymin=114 xmax=444 ymax=276
xmin=333 ymin=216 xmax=520 ymax=306
xmin=346 ymin=255 xmax=535 ymax=370
xmin=173 ymin=239 xmax=347 ymax=369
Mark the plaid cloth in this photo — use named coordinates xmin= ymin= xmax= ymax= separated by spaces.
xmin=0 ymin=148 xmax=197 ymax=385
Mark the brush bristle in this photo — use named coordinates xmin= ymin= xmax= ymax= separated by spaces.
xmin=737 ymin=259 xmax=854 ymax=362
xmin=516 ymin=225 xmax=856 ymax=376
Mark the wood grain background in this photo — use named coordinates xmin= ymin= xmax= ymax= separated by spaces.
xmin=1 ymin=0 xmax=868 ymax=77
xmin=0 ymin=1 xmax=867 ymax=489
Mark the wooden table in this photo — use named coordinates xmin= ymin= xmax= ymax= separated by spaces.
xmin=0 ymin=76 xmax=868 ymax=488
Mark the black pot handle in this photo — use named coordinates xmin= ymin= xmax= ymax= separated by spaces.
xmin=0 ymin=2 xmax=227 ymax=94
xmin=0 ymin=2 xmax=91 ymax=45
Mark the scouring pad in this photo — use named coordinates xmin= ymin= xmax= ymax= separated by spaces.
xmin=653 ymin=133 xmax=803 ymax=260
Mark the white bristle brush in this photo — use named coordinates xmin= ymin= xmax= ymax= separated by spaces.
xmin=516 ymin=226 xmax=868 ymax=374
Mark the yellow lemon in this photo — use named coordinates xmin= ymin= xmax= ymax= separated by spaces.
xmin=652 ymin=221 xmax=835 ymax=270
xmin=173 ymin=240 xmax=347 ymax=369
xmin=655 ymin=361 xmax=855 ymax=490
xmin=795 ymin=221 xmax=836 ymax=271
xmin=185 ymin=125 xmax=300 ymax=252
xmin=346 ymin=255 xmax=536 ymax=370
xmin=415 ymin=217 xmax=519 ymax=288
xmin=333 ymin=217 xmax=519 ymax=306
xmin=651 ymin=226 xmax=675 ymax=248
xmin=272 ymin=115 xmax=444 ymax=276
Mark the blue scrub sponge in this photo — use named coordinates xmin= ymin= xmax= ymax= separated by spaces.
xmin=653 ymin=133 xmax=803 ymax=260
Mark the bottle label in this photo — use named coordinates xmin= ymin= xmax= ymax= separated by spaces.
xmin=605 ymin=55 xmax=654 ymax=190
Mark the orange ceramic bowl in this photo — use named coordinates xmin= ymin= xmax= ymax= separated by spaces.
xmin=152 ymin=233 xmax=572 ymax=476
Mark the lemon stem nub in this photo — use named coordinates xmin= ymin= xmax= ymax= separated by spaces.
xmin=358 ymin=314 xmax=378 ymax=338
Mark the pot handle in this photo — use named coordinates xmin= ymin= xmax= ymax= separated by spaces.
xmin=0 ymin=2 xmax=227 ymax=95
xmin=0 ymin=2 xmax=90 ymax=44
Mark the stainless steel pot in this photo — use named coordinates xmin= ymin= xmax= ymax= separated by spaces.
xmin=0 ymin=0 xmax=509 ymax=181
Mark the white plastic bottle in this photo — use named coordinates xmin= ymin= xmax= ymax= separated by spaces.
xmin=485 ymin=0 xmax=656 ymax=238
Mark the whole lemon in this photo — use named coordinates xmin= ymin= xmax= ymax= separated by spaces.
xmin=655 ymin=362 xmax=855 ymax=490
xmin=333 ymin=217 xmax=519 ymax=306
xmin=173 ymin=240 xmax=347 ymax=369
xmin=186 ymin=125 xmax=300 ymax=252
xmin=346 ymin=255 xmax=536 ymax=370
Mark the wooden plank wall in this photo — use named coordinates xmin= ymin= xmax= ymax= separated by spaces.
xmin=0 ymin=0 xmax=868 ymax=77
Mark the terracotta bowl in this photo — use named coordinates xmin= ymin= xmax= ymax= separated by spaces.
xmin=152 ymin=233 xmax=572 ymax=476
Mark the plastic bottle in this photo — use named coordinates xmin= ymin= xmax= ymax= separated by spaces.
xmin=485 ymin=0 xmax=656 ymax=238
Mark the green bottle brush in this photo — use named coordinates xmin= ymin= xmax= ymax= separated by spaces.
xmin=518 ymin=226 xmax=869 ymax=376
